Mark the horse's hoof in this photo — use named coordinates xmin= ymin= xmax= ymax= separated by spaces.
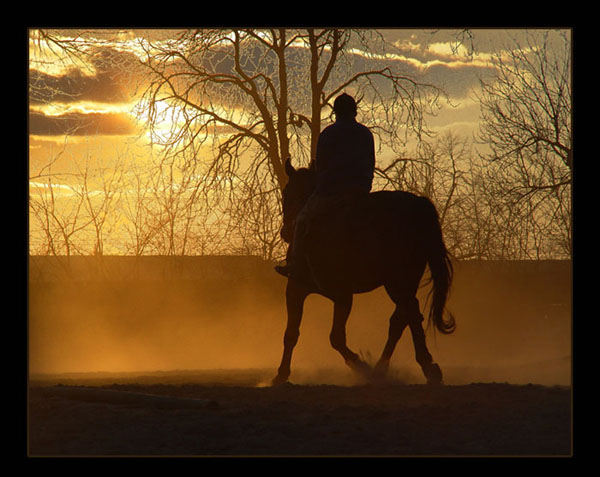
xmin=424 ymin=363 xmax=443 ymax=385
xmin=368 ymin=372 xmax=389 ymax=385
xmin=369 ymin=362 xmax=389 ymax=383
xmin=347 ymin=359 xmax=372 ymax=379
xmin=271 ymin=374 xmax=289 ymax=387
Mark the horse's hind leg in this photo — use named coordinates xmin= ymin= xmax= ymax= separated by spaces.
xmin=272 ymin=279 xmax=309 ymax=386
xmin=373 ymin=304 xmax=409 ymax=379
xmin=329 ymin=294 xmax=371 ymax=378
xmin=406 ymin=298 xmax=443 ymax=385
xmin=380 ymin=280 xmax=443 ymax=385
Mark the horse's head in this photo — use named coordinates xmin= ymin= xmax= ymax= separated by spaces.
xmin=280 ymin=157 xmax=315 ymax=243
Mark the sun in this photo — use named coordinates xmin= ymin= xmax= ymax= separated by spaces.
xmin=134 ymin=97 xmax=191 ymax=147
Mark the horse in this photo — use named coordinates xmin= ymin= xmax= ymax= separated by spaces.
xmin=272 ymin=158 xmax=456 ymax=386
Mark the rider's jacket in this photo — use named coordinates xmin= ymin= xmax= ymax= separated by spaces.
xmin=313 ymin=116 xmax=375 ymax=197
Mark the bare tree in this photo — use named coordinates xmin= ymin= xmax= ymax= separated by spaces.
xmin=119 ymin=160 xmax=157 ymax=256
xmin=30 ymin=29 xmax=572 ymax=261
xmin=76 ymin=153 xmax=124 ymax=256
xmin=375 ymin=130 xmax=473 ymax=259
xmin=136 ymin=29 xmax=443 ymax=187
xmin=476 ymin=29 xmax=572 ymax=258
xmin=133 ymin=28 xmax=444 ymax=258
xmin=221 ymin=172 xmax=285 ymax=260
xmin=29 ymin=28 xmax=140 ymax=257
xmin=124 ymin=143 xmax=215 ymax=256
xmin=29 ymin=170 xmax=92 ymax=257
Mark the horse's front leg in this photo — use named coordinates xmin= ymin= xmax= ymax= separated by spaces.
xmin=272 ymin=279 xmax=309 ymax=386
xmin=329 ymin=294 xmax=371 ymax=379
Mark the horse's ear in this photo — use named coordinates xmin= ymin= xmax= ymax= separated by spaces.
xmin=284 ymin=157 xmax=295 ymax=177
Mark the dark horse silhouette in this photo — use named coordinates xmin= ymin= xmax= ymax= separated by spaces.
xmin=272 ymin=158 xmax=456 ymax=386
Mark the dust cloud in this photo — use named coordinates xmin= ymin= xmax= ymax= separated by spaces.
xmin=28 ymin=256 xmax=571 ymax=386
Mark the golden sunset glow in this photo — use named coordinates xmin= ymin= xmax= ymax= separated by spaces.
xmin=28 ymin=28 xmax=571 ymax=382
xmin=28 ymin=28 xmax=573 ymax=259
xmin=27 ymin=29 xmax=573 ymax=460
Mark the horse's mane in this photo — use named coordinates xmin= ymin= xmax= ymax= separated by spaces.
xmin=295 ymin=166 xmax=315 ymax=176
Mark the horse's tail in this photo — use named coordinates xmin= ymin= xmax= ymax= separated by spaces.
xmin=419 ymin=197 xmax=456 ymax=335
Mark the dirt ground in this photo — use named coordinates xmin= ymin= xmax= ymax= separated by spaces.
xmin=27 ymin=369 xmax=571 ymax=457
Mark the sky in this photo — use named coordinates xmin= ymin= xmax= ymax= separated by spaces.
xmin=29 ymin=28 xmax=511 ymax=159
xmin=29 ymin=28 xmax=556 ymax=160
xmin=28 ymin=28 xmax=570 ymax=255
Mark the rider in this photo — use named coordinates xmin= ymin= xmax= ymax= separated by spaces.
xmin=275 ymin=93 xmax=376 ymax=280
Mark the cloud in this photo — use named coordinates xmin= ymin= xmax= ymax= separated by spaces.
xmin=30 ymin=46 xmax=140 ymax=106
xmin=29 ymin=110 xmax=138 ymax=136
xmin=29 ymin=67 xmax=130 ymax=105
xmin=418 ymin=62 xmax=493 ymax=99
